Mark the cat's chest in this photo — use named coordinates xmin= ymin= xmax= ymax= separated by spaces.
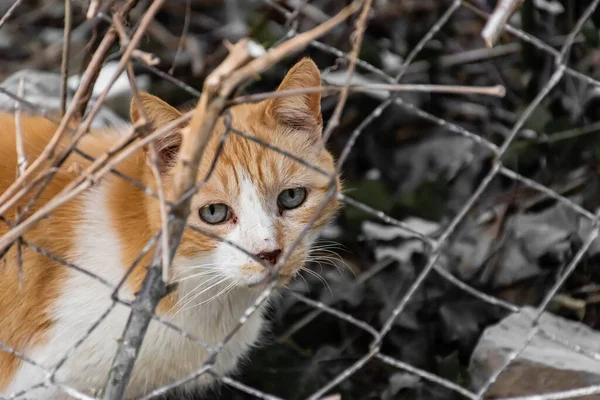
xmin=56 ymin=185 xmax=265 ymax=393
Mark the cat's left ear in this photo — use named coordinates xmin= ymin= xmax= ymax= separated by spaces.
xmin=267 ymin=58 xmax=322 ymax=137
xmin=130 ymin=93 xmax=183 ymax=172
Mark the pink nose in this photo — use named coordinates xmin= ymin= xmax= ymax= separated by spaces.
xmin=257 ymin=249 xmax=282 ymax=265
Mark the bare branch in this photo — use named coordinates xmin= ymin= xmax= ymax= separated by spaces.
xmin=14 ymin=78 xmax=25 ymax=285
xmin=125 ymin=60 xmax=172 ymax=284
xmin=0 ymin=112 xmax=194 ymax=253
xmin=169 ymin=0 xmax=191 ymax=75
xmin=481 ymin=0 xmax=525 ymax=48
xmin=228 ymin=83 xmax=506 ymax=105
xmin=0 ymin=0 xmax=140 ymax=219
xmin=220 ymin=1 xmax=363 ymax=97
xmin=322 ymin=0 xmax=373 ymax=142
xmin=0 ymin=0 xmax=25 ymax=30
xmin=60 ymin=0 xmax=72 ymax=117
xmin=86 ymin=0 xmax=102 ymax=20
xmin=100 ymin=3 xmax=364 ymax=396
xmin=14 ymin=78 xmax=27 ymax=177
xmin=0 ymin=0 xmax=162 ymax=255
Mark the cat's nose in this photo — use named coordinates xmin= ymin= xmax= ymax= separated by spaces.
xmin=257 ymin=249 xmax=282 ymax=266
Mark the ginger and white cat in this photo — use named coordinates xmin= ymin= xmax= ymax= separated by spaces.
xmin=0 ymin=58 xmax=340 ymax=399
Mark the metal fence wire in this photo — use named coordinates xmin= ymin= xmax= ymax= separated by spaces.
xmin=2 ymin=0 xmax=600 ymax=399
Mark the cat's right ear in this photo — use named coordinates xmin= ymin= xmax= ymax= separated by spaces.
xmin=266 ymin=58 xmax=322 ymax=137
xmin=130 ymin=93 xmax=183 ymax=172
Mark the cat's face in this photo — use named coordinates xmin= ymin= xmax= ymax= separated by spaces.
xmin=133 ymin=58 xmax=341 ymax=289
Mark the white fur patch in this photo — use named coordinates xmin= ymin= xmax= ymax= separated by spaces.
xmin=215 ymin=172 xmax=279 ymax=285
xmin=3 ymin=181 xmax=266 ymax=399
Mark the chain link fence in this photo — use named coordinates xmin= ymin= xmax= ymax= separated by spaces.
xmin=2 ymin=0 xmax=600 ymax=399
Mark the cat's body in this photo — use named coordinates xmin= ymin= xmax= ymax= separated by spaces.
xmin=0 ymin=59 xmax=340 ymax=399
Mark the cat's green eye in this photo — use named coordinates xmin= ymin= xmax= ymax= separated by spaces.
xmin=199 ymin=203 xmax=231 ymax=224
xmin=278 ymin=187 xmax=307 ymax=211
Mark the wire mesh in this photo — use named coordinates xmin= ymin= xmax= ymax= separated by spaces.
xmin=1 ymin=0 xmax=600 ymax=399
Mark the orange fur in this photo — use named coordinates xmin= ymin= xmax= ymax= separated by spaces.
xmin=0 ymin=115 xmax=104 ymax=388
xmin=0 ymin=57 xmax=341 ymax=395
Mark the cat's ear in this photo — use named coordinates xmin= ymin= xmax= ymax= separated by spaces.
xmin=267 ymin=58 xmax=322 ymax=135
xmin=130 ymin=93 xmax=183 ymax=172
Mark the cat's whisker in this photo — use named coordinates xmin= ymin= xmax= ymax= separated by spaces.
xmin=186 ymin=281 xmax=237 ymax=311
xmin=295 ymin=271 xmax=310 ymax=291
xmin=310 ymin=247 xmax=346 ymax=260
xmin=173 ymin=274 xmax=225 ymax=305
xmin=174 ymin=277 xmax=232 ymax=316
xmin=168 ymin=274 xmax=226 ymax=315
xmin=172 ymin=263 xmax=228 ymax=271
xmin=170 ymin=263 xmax=238 ymax=284
xmin=300 ymin=266 xmax=333 ymax=297
xmin=307 ymin=246 xmax=350 ymax=275
xmin=310 ymin=245 xmax=346 ymax=252
xmin=171 ymin=270 xmax=220 ymax=284
xmin=311 ymin=240 xmax=350 ymax=252
xmin=310 ymin=254 xmax=345 ymax=268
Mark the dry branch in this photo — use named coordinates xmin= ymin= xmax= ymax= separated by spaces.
xmin=14 ymin=78 xmax=27 ymax=176
xmin=0 ymin=0 xmax=25 ymax=30
xmin=86 ymin=0 xmax=102 ymax=20
xmin=101 ymin=3 xmax=364 ymax=396
xmin=0 ymin=0 xmax=163 ymax=256
xmin=60 ymin=0 xmax=72 ymax=117
xmin=0 ymin=0 xmax=140 ymax=221
xmin=220 ymin=1 xmax=362 ymax=97
xmin=0 ymin=112 xmax=195 ymax=254
xmin=481 ymin=0 xmax=524 ymax=48
xmin=322 ymin=0 xmax=373 ymax=142
xmin=14 ymin=78 xmax=26 ymax=285
xmin=127 ymin=59 xmax=172 ymax=284
xmin=228 ymin=83 xmax=506 ymax=106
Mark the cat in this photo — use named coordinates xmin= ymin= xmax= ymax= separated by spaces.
xmin=0 ymin=58 xmax=341 ymax=399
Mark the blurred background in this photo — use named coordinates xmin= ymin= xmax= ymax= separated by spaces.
xmin=3 ymin=0 xmax=600 ymax=399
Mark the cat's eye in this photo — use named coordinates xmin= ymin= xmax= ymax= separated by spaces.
xmin=278 ymin=187 xmax=307 ymax=211
xmin=199 ymin=203 xmax=231 ymax=224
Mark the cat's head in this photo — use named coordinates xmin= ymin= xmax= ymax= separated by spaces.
xmin=131 ymin=58 xmax=341 ymax=289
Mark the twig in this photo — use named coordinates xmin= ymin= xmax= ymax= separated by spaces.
xmin=228 ymin=83 xmax=506 ymax=105
xmin=322 ymin=0 xmax=373 ymax=143
xmin=332 ymin=0 xmax=463 ymax=170
xmin=0 ymin=0 xmax=140 ymax=218
xmin=103 ymin=3 xmax=362 ymax=396
xmin=319 ymin=395 xmax=341 ymax=400
xmin=0 ymin=113 xmax=194 ymax=253
xmin=481 ymin=0 xmax=525 ymax=48
xmin=556 ymin=0 xmax=600 ymax=63
xmin=218 ymin=374 xmax=284 ymax=400
xmin=86 ymin=0 xmax=102 ymax=20
xmin=169 ymin=0 xmax=191 ymax=75
xmin=132 ymin=49 xmax=160 ymax=66
xmin=14 ymin=78 xmax=26 ymax=285
xmin=111 ymin=8 xmax=129 ymax=46
xmin=60 ymin=0 xmax=72 ymax=117
xmin=101 ymin=265 xmax=167 ymax=400
xmin=0 ymin=87 xmax=54 ymax=120
xmin=0 ymin=0 xmax=156 ymax=256
xmin=220 ymin=1 xmax=363 ymax=96
xmin=78 ymin=0 xmax=140 ymax=116
xmin=126 ymin=61 xmax=171 ymax=283
xmin=14 ymin=79 xmax=27 ymax=177
xmin=0 ymin=0 xmax=25 ymax=30
xmin=137 ymin=62 xmax=202 ymax=97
